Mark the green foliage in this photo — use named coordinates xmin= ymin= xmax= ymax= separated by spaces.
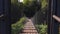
xmin=23 ymin=0 xmax=30 ymax=5
xmin=11 ymin=17 xmax=26 ymax=34
xmin=36 ymin=24 xmax=47 ymax=34
xmin=11 ymin=0 xmax=18 ymax=4
xmin=23 ymin=0 xmax=37 ymax=5
xmin=41 ymin=0 xmax=48 ymax=9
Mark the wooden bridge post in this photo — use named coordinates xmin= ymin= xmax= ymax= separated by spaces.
xmin=52 ymin=0 xmax=60 ymax=34
xmin=48 ymin=0 xmax=60 ymax=34
xmin=0 ymin=0 xmax=11 ymax=34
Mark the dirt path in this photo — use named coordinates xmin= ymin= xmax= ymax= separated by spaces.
xmin=19 ymin=19 xmax=38 ymax=34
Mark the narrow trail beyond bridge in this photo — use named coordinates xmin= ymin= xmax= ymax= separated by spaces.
xmin=19 ymin=18 xmax=38 ymax=34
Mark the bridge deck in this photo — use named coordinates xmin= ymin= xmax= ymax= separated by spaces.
xmin=19 ymin=19 xmax=38 ymax=34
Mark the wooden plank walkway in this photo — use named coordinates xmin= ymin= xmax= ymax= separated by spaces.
xmin=19 ymin=19 xmax=38 ymax=34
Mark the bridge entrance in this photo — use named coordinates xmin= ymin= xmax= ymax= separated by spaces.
xmin=0 ymin=0 xmax=60 ymax=34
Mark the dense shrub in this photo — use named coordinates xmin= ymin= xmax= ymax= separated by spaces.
xmin=36 ymin=24 xmax=47 ymax=34
xmin=11 ymin=17 xmax=26 ymax=34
